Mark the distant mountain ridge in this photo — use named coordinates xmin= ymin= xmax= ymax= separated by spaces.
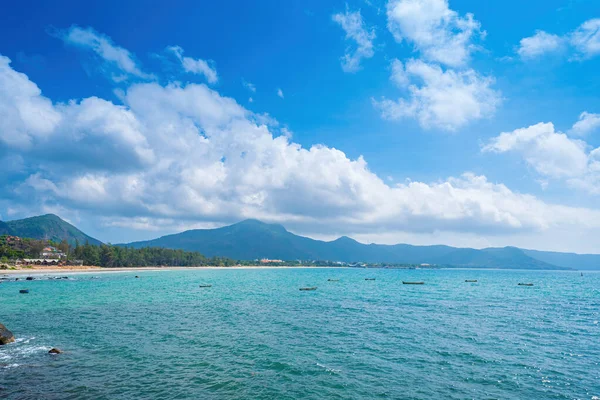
xmin=4 ymin=215 xmax=598 ymax=270
xmin=1 ymin=214 xmax=102 ymax=246
xmin=120 ymin=219 xmax=592 ymax=270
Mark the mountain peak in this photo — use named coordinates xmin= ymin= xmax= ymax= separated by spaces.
xmin=4 ymin=213 xmax=102 ymax=245
xmin=332 ymin=236 xmax=359 ymax=244
xmin=231 ymin=219 xmax=288 ymax=232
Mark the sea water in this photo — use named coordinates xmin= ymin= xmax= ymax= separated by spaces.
xmin=1 ymin=268 xmax=599 ymax=399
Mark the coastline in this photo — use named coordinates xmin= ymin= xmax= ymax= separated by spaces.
xmin=0 ymin=265 xmax=345 ymax=275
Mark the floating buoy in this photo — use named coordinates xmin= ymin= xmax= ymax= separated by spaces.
xmin=299 ymin=287 xmax=317 ymax=291
xmin=199 ymin=285 xmax=212 ymax=288
xmin=402 ymin=281 xmax=424 ymax=285
xmin=465 ymin=279 xmax=478 ymax=283
xmin=327 ymin=279 xmax=339 ymax=282
xmin=518 ymin=283 xmax=534 ymax=286
xmin=365 ymin=278 xmax=376 ymax=281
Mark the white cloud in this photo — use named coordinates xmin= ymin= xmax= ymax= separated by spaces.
xmin=570 ymin=111 xmax=600 ymax=136
xmin=517 ymin=30 xmax=565 ymax=60
xmin=483 ymin=120 xmax=600 ymax=194
xmin=277 ymin=88 xmax=284 ymax=98
xmin=5 ymin=52 xmax=600 ymax=251
xmin=373 ymin=59 xmax=500 ymax=130
xmin=332 ymin=8 xmax=376 ymax=72
xmin=516 ymin=19 xmax=600 ymax=61
xmin=167 ymin=46 xmax=218 ymax=84
xmin=242 ymin=79 xmax=256 ymax=92
xmin=483 ymin=122 xmax=588 ymax=178
xmin=0 ymin=55 xmax=62 ymax=148
xmin=570 ymin=18 xmax=600 ymax=59
xmin=60 ymin=26 xmax=153 ymax=81
xmin=379 ymin=1 xmax=497 ymax=130
xmin=386 ymin=0 xmax=484 ymax=67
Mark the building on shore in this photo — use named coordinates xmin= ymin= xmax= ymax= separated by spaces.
xmin=259 ymin=258 xmax=284 ymax=264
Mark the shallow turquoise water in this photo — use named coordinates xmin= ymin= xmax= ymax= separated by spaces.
xmin=1 ymin=268 xmax=599 ymax=399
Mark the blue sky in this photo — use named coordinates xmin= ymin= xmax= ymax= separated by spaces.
xmin=1 ymin=0 xmax=600 ymax=252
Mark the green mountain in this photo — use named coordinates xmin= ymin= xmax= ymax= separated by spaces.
xmin=2 ymin=214 xmax=102 ymax=246
xmin=121 ymin=219 xmax=568 ymax=269
xmin=0 ymin=221 xmax=13 ymax=235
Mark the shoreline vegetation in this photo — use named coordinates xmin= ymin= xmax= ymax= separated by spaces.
xmin=1 ymin=234 xmax=429 ymax=272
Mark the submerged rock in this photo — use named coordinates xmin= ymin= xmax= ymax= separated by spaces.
xmin=48 ymin=348 xmax=62 ymax=354
xmin=0 ymin=323 xmax=15 ymax=345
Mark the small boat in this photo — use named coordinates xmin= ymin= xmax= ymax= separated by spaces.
xmin=327 ymin=279 xmax=339 ymax=282
xmin=465 ymin=279 xmax=478 ymax=283
xmin=19 ymin=289 xmax=29 ymax=294
xmin=299 ymin=287 xmax=317 ymax=291
xmin=402 ymin=281 xmax=424 ymax=285
xmin=199 ymin=285 xmax=212 ymax=288
xmin=365 ymin=278 xmax=376 ymax=281
xmin=518 ymin=283 xmax=534 ymax=286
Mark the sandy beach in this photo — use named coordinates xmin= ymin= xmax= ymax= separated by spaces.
xmin=0 ymin=265 xmax=339 ymax=275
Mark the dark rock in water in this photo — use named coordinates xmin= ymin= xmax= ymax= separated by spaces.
xmin=19 ymin=289 xmax=29 ymax=294
xmin=48 ymin=348 xmax=62 ymax=354
xmin=135 ymin=276 xmax=140 ymax=278
xmin=26 ymin=276 xmax=34 ymax=281
xmin=0 ymin=323 xmax=15 ymax=345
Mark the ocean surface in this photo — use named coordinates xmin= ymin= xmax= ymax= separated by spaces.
xmin=1 ymin=268 xmax=599 ymax=399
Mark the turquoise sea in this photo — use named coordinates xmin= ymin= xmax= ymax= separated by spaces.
xmin=1 ymin=268 xmax=599 ymax=399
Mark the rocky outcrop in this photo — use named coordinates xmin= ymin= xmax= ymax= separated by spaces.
xmin=48 ymin=348 xmax=62 ymax=354
xmin=0 ymin=323 xmax=15 ymax=345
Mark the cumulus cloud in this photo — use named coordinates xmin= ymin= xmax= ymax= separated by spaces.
xmin=483 ymin=120 xmax=600 ymax=194
xmin=166 ymin=46 xmax=218 ymax=84
xmin=4 ymin=52 xmax=600 ymax=247
xmin=332 ymin=8 xmax=376 ymax=72
xmin=277 ymin=88 xmax=284 ymax=98
xmin=570 ymin=111 xmax=600 ymax=136
xmin=59 ymin=26 xmax=154 ymax=81
xmin=0 ymin=56 xmax=62 ymax=148
xmin=0 ymin=55 xmax=153 ymax=170
xmin=517 ymin=19 xmax=600 ymax=61
xmin=570 ymin=18 xmax=600 ymax=59
xmin=378 ymin=1 xmax=497 ymax=130
xmin=517 ymin=30 xmax=565 ymax=60
xmin=386 ymin=0 xmax=484 ymax=67
xmin=373 ymin=58 xmax=500 ymax=130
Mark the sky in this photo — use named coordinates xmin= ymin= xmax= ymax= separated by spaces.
xmin=1 ymin=0 xmax=600 ymax=252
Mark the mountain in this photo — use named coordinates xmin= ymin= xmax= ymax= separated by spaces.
xmin=121 ymin=219 xmax=567 ymax=269
xmin=2 ymin=214 xmax=102 ymax=246
xmin=522 ymin=249 xmax=600 ymax=271
xmin=0 ymin=221 xmax=13 ymax=235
